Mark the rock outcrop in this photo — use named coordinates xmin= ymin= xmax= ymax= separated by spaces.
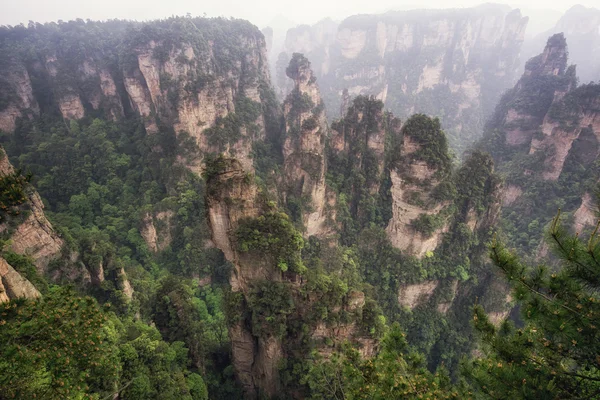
xmin=492 ymin=34 xmax=576 ymax=152
xmin=483 ymin=33 xmax=600 ymax=239
xmin=0 ymin=60 xmax=39 ymax=133
xmin=330 ymin=95 xmax=399 ymax=189
xmin=206 ymin=158 xmax=281 ymax=398
xmin=0 ymin=149 xmax=63 ymax=272
xmin=574 ymin=192 xmax=598 ymax=234
xmin=329 ymin=96 xmax=500 ymax=259
xmin=522 ymin=5 xmax=600 ymax=86
xmin=6 ymin=192 xmax=64 ymax=272
xmin=140 ymin=211 xmax=174 ymax=253
xmin=0 ymin=18 xmax=277 ymax=173
xmin=282 ymin=54 xmax=333 ymax=237
xmin=385 ymin=116 xmax=454 ymax=257
xmin=0 ymin=257 xmax=41 ymax=302
xmin=398 ymin=281 xmax=438 ymax=309
xmin=276 ymin=4 xmax=528 ymax=151
xmin=206 ymin=156 xmax=377 ymax=398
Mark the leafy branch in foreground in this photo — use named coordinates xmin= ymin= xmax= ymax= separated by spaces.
xmin=464 ymin=210 xmax=600 ymax=399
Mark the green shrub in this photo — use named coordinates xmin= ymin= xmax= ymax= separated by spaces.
xmin=236 ymin=211 xmax=305 ymax=274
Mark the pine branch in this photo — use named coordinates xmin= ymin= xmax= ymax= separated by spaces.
xmin=550 ymin=211 xmax=598 ymax=280
xmin=491 ymin=244 xmax=582 ymax=317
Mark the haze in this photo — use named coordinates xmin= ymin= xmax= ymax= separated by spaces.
xmin=1 ymin=0 xmax=598 ymax=29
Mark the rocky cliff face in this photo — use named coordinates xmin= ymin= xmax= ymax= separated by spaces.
xmin=206 ymin=156 xmax=377 ymax=399
xmin=488 ymin=33 xmax=600 ymax=186
xmin=385 ymin=125 xmax=454 ymax=257
xmin=205 ymin=158 xmax=279 ymax=397
xmin=0 ymin=147 xmax=136 ymax=301
xmin=482 ymin=33 xmax=600 ymax=253
xmin=522 ymin=5 xmax=600 ymax=86
xmin=0 ymin=19 xmax=277 ymax=172
xmin=329 ymin=95 xmax=399 ymax=193
xmin=0 ymin=148 xmax=63 ymax=302
xmin=0 ymin=149 xmax=63 ymax=272
xmin=329 ymin=96 xmax=500 ymax=259
xmin=0 ymin=257 xmax=41 ymax=303
xmin=491 ymin=34 xmax=576 ymax=150
xmin=282 ymin=54 xmax=334 ymax=237
xmin=0 ymin=60 xmax=40 ymax=133
xmin=7 ymin=191 xmax=64 ymax=272
xmin=276 ymin=4 xmax=528 ymax=152
xmin=140 ymin=211 xmax=175 ymax=253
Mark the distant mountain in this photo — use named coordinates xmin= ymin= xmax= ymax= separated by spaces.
xmin=274 ymin=4 xmax=528 ymax=154
xmin=481 ymin=32 xmax=600 ymax=255
xmin=522 ymin=5 xmax=600 ymax=84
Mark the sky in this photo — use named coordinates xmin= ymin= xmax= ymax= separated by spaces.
xmin=0 ymin=0 xmax=598 ymax=29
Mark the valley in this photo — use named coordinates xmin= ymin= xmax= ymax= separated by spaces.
xmin=0 ymin=4 xmax=599 ymax=399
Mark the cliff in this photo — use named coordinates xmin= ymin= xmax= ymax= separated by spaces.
xmin=0 ymin=256 xmax=41 ymax=302
xmin=276 ymin=4 xmax=528 ymax=152
xmin=326 ymin=96 xmax=505 ymax=365
xmin=488 ymin=34 xmax=575 ymax=150
xmin=0 ymin=148 xmax=63 ymax=272
xmin=205 ymin=156 xmax=379 ymax=398
xmin=282 ymin=54 xmax=333 ymax=237
xmin=328 ymin=95 xmax=500 ymax=259
xmin=482 ymin=33 xmax=600 ymax=254
xmin=0 ymin=18 xmax=278 ymax=172
xmin=522 ymin=5 xmax=600 ymax=85
xmin=385 ymin=116 xmax=454 ymax=256
xmin=0 ymin=147 xmax=64 ymax=302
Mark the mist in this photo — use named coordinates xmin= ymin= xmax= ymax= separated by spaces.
xmin=1 ymin=0 xmax=597 ymax=28
xmin=1 ymin=0 xmax=600 ymax=399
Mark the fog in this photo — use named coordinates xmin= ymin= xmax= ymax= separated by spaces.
xmin=1 ymin=0 xmax=597 ymax=29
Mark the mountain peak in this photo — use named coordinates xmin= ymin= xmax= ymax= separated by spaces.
xmin=524 ymin=33 xmax=568 ymax=77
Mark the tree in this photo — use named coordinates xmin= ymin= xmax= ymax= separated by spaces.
xmin=304 ymin=323 xmax=460 ymax=399
xmin=465 ymin=210 xmax=600 ymax=398
xmin=0 ymin=287 xmax=120 ymax=399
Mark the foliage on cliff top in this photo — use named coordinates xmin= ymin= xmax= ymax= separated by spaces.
xmin=286 ymin=53 xmax=311 ymax=80
xmin=236 ymin=211 xmax=306 ymax=273
xmin=401 ymin=114 xmax=453 ymax=173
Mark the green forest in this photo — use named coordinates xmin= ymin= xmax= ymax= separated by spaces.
xmin=0 ymin=16 xmax=599 ymax=400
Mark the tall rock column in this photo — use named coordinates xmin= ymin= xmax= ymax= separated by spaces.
xmin=205 ymin=155 xmax=378 ymax=398
xmin=205 ymin=157 xmax=283 ymax=399
xmin=491 ymin=33 xmax=575 ymax=148
xmin=385 ymin=115 xmax=454 ymax=257
xmin=282 ymin=54 xmax=331 ymax=237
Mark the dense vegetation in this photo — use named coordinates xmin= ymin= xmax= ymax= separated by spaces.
xmin=0 ymin=16 xmax=267 ymax=398
xmin=465 ymin=212 xmax=600 ymax=398
xmin=0 ymin=114 xmax=237 ymax=397
xmin=0 ymin=287 xmax=209 ymax=400
xmin=0 ymin=14 xmax=598 ymax=400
